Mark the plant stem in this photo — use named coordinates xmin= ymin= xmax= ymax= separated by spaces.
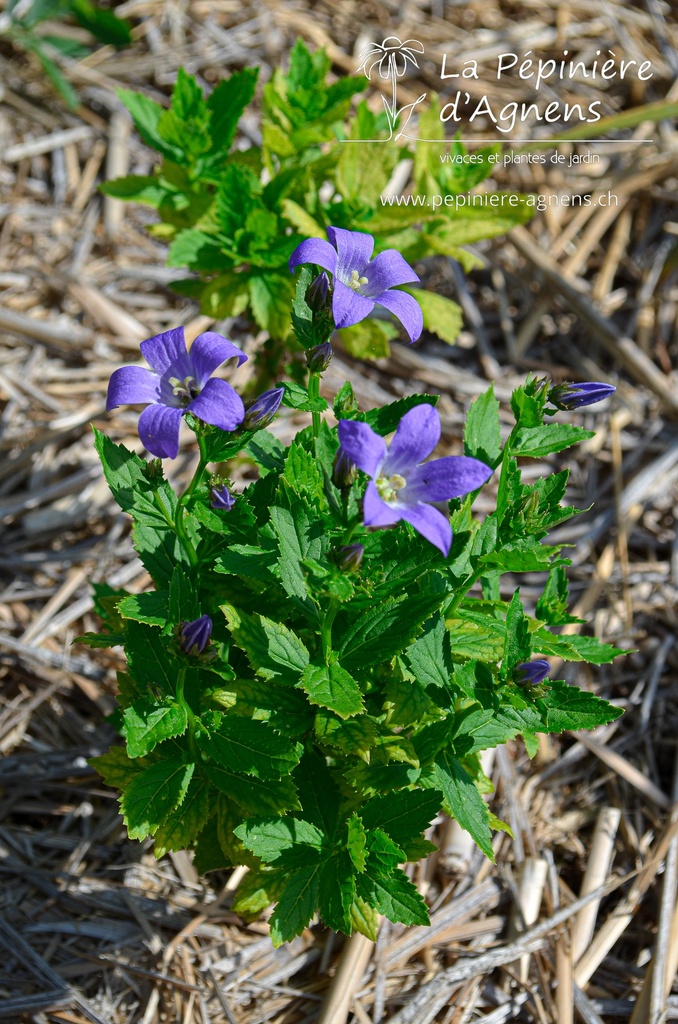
xmin=175 ymin=433 xmax=209 ymax=567
xmin=308 ymin=372 xmax=321 ymax=440
xmin=321 ymin=599 xmax=340 ymax=662
xmin=175 ymin=666 xmax=198 ymax=760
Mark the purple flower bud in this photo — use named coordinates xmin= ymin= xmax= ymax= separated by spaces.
xmin=332 ymin=446 xmax=357 ymax=489
xmin=514 ymin=660 xmax=550 ymax=686
xmin=243 ymin=387 xmax=285 ymax=430
xmin=548 ymin=381 xmax=616 ymax=410
xmin=179 ymin=614 xmax=212 ymax=656
xmin=305 ymin=271 xmax=330 ymax=312
xmin=210 ymin=482 xmax=235 ymax=511
xmin=335 ymin=543 xmax=364 ymax=572
xmin=306 ymin=341 xmax=333 ymax=373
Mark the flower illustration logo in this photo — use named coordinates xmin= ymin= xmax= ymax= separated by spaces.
xmin=357 ymin=36 xmax=427 ymax=141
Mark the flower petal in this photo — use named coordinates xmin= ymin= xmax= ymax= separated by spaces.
xmin=337 ymin=420 xmax=387 ymax=477
xmin=332 ymin=279 xmax=375 ymax=329
xmin=138 ymin=403 xmax=183 ymax=459
xmin=289 ymin=238 xmax=337 ymax=276
xmin=327 ymin=226 xmax=374 ymax=278
xmin=382 ymin=403 xmax=440 ymax=476
xmin=362 ymin=480 xmax=402 ymax=526
xmin=374 ymin=288 xmax=423 ymax=343
xmin=399 ymin=502 xmax=452 ymax=556
xmin=189 ymin=332 xmax=246 ymax=385
xmin=406 ymin=455 xmax=493 ymax=502
xmin=362 ymin=250 xmax=419 ymax=297
xmin=187 ymin=377 xmax=245 ymax=433
xmin=107 ymin=365 xmax=160 ymax=410
xmin=140 ymin=326 xmax=187 ymax=375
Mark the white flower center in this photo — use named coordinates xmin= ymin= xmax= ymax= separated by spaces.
xmin=168 ymin=375 xmax=199 ymax=404
xmin=348 ymin=269 xmax=369 ymax=292
xmin=376 ymin=472 xmax=406 ymax=503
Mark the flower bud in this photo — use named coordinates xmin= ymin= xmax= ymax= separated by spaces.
xmin=548 ymin=381 xmax=616 ymax=410
xmin=210 ymin=482 xmax=235 ymax=511
xmin=514 ymin=660 xmax=550 ymax=686
xmin=305 ymin=271 xmax=330 ymax=312
xmin=335 ymin=543 xmax=364 ymax=573
xmin=332 ymin=446 xmax=357 ymax=489
xmin=306 ymin=341 xmax=333 ymax=373
xmin=179 ymin=614 xmax=212 ymax=656
xmin=243 ymin=387 xmax=285 ymax=430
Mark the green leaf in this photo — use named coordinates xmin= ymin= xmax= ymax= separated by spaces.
xmin=270 ymin=864 xmax=322 ymax=947
xmin=350 ymin=896 xmax=379 ymax=941
xmin=206 ymin=764 xmax=300 ymax=815
xmin=118 ymin=591 xmax=168 ymax=627
xmin=446 ymin=614 xmax=505 ymax=661
xmin=117 ymin=88 xmax=182 ymax=161
xmin=511 ymin=424 xmax=594 ymax=458
xmin=319 ymin=853 xmax=355 ymax=933
xmin=428 ymin=753 xmax=494 ymax=860
xmin=347 ymin=814 xmax=367 ymax=872
xmin=70 ymin=0 xmax=132 ymax=45
xmin=123 ymin=698 xmax=188 ymax=758
xmin=222 ymin=604 xmax=310 ymax=681
xmin=299 ymin=661 xmax=365 ymax=719
xmin=403 ymin=288 xmax=461 ymax=345
xmin=207 ymin=67 xmax=259 ymax=159
xmin=339 ymin=594 xmax=442 ymax=671
xmin=464 ymin=386 xmax=502 ymax=467
xmin=215 ymin=545 xmax=277 ymax=582
xmin=338 ymin=319 xmax=396 ymax=359
xmin=532 ymin=630 xmax=626 ymax=664
xmin=278 ymin=380 xmax=328 ymax=413
xmin=124 ymin=621 xmax=177 ymax=696
xmin=248 ymin=273 xmax=293 ymax=339
xmin=366 ymin=829 xmax=405 ymax=877
xmin=361 ymin=789 xmax=441 ymax=848
xmin=153 ymin=773 xmax=212 ymax=857
xmin=90 ymin=745 xmax=143 ymax=790
xmin=121 ymin=757 xmax=194 ymax=840
xmin=204 ymin=718 xmax=301 ymax=780
xmin=93 ymin=428 xmax=176 ymax=527
xmin=361 ymin=394 xmax=438 ymax=437
xmin=358 ymin=868 xmax=429 ymax=927
xmin=503 ymin=590 xmax=531 ymax=677
xmin=314 ymin=711 xmax=378 ymax=761
xmin=234 ymin=816 xmax=324 ymax=862
xmin=100 ymin=175 xmax=170 ymax=206
xmin=535 ymin=679 xmax=624 ymax=731
xmin=405 ymin=614 xmax=452 ymax=691
xmin=269 ymin=492 xmax=324 ymax=619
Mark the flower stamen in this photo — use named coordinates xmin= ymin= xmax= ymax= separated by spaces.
xmin=348 ymin=269 xmax=369 ymax=291
xmin=168 ymin=375 xmax=200 ymax=404
xmin=376 ymin=472 xmax=406 ymax=503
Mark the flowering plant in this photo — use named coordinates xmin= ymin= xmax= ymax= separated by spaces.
xmin=85 ymin=235 xmax=623 ymax=946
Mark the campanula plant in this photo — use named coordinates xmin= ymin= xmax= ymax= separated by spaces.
xmin=85 ymin=230 xmax=623 ymax=947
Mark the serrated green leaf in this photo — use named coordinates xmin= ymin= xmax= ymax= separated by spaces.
xmin=90 ymin=745 xmax=143 ymax=790
xmin=535 ymin=679 xmax=624 ymax=731
xmin=222 ymin=604 xmax=310 ymax=681
xmin=269 ymin=864 xmax=322 ymax=947
xmin=503 ymin=590 xmax=531 ymax=677
xmin=205 ymin=764 xmax=300 ymax=815
xmin=93 ymin=428 xmax=177 ymax=527
xmin=124 ymin=621 xmax=177 ymax=695
xmin=153 ymin=773 xmax=212 ymax=857
xmin=358 ymin=868 xmax=429 ymax=927
xmin=319 ymin=853 xmax=355 ymax=933
xmin=314 ymin=711 xmax=378 ymax=761
xmin=361 ymin=394 xmax=438 ymax=437
xmin=340 ymin=594 xmax=442 ymax=671
xmin=234 ymin=817 xmax=324 ymax=862
xmin=350 ymin=895 xmax=379 ymax=941
xmin=347 ymin=813 xmax=367 ymax=872
xmin=248 ymin=272 xmax=293 ymax=339
xmin=121 ymin=757 xmax=194 ymax=840
xmin=366 ymin=829 xmax=405 ymax=877
xmin=299 ymin=661 xmax=365 ymax=718
xmin=361 ymin=789 xmax=440 ymax=848
xmin=269 ymin=492 xmax=324 ymax=619
xmin=123 ymin=698 xmax=188 ymax=758
xmin=532 ymin=629 xmax=626 ymax=664
xmin=168 ymin=564 xmax=199 ymax=624
xmin=204 ymin=718 xmax=301 ymax=780
xmin=405 ymin=614 xmax=452 ymax=691
xmin=429 ymin=752 xmax=494 ymax=860
xmin=207 ymin=67 xmax=258 ymax=160
xmin=117 ymin=88 xmax=182 ymax=161
xmin=278 ymin=380 xmax=328 ymax=413
xmin=447 ymin=614 xmax=505 ymax=661
xmin=118 ymin=591 xmax=168 ymax=627
xmin=464 ymin=386 xmax=502 ymax=467
xmin=511 ymin=424 xmax=594 ymax=458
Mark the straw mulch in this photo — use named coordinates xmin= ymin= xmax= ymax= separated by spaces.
xmin=1 ymin=1 xmax=678 ymax=1022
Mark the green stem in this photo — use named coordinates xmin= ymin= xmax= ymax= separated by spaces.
xmin=321 ymin=599 xmax=340 ymax=663
xmin=308 ymin=372 xmax=321 ymax=440
xmin=175 ymin=435 xmax=209 ymax=568
xmin=445 ymin=567 xmax=486 ymax=617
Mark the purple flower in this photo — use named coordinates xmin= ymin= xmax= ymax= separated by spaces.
xmin=337 ymin=404 xmax=492 ymax=556
xmin=549 ymin=381 xmax=616 ymax=410
xmin=332 ymin=446 xmax=357 ymax=489
xmin=306 ymin=272 xmax=331 ymax=312
xmin=514 ymin=660 xmax=550 ymax=685
xmin=243 ymin=387 xmax=285 ymax=430
xmin=179 ymin=614 xmax=212 ymax=656
xmin=107 ymin=327 xmax=247 ymax=459
xmin=210 ymin=482 xmax=236 ymax=511
xmin=334 ymin=543 xmax=364 ymax=573
xmin=289 ymin=226 xmax=423 ymax=343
